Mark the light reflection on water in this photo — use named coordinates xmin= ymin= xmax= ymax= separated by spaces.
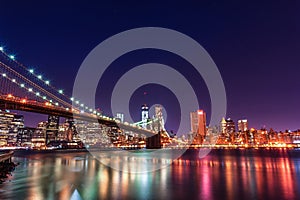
xmin=0 ymin=149 xmax=299 ymax=200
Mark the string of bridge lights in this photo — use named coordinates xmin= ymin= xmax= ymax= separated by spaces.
xmin=0 ymin=45 xmax=103 ymax=117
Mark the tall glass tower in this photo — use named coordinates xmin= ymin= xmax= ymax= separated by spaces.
xmin=141 ymin=104 xmax=149 ymax=129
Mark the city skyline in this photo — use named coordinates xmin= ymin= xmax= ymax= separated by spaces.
xmin=1 ymin=1 xmax=299 ymax=131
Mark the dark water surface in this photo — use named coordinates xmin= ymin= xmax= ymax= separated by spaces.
xmin=0 ymin=149 xmax=300 ymax=200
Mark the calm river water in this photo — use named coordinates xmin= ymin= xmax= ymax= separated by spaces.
xmin=0 ymin=149 xmax=300 ymax=200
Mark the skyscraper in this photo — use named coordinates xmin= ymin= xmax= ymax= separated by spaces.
xmin=221 ymin=117 xmax=227 ymax=134
xmin=190 ymin=110 xmax=207 ymax=136
xmin=238 ymin=119 xmax=248 ymax=132
xmin=225 ymin=118 xmax=236 ymax=135
xmin=141 ymin=104 xmax=149 ymax=129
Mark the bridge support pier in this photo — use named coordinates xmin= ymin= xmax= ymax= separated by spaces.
xmin=146 ymin=132 xmax=162 ymax=149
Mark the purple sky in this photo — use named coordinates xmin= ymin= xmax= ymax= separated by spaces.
xmin=1 ymin=0 xmax=300 ymax=131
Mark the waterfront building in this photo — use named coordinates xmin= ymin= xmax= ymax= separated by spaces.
xmin=190 ymin=110 xmax=207 ymax=136
xmin=223 ymin=118 xmax=236 ymax=136
xmin=221 ymin=117 xmax=227 ymax=134
xmin=0 ymin=111 xmax=24 ymax=146
xmin=32 ymin=121 xmax=47 ymax=149
xmin=7 ymin=114 xmax=24 ymax=145
xmin=46 ymin=115 xmax=59 ymax=143
xmin=238 ymin=119 xmax=248 ymax=132
xmin=17 ymin=127 xmax=35 ymax=147
xmin=0 ymin=111 xmax=14 ymax=146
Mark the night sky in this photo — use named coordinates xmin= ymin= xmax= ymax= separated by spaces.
xmin=0 ymin=0 xmax=299 ymax=132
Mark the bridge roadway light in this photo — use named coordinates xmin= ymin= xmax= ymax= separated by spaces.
xmin=0 ymin=47 xmax=3 ymax=51
xmin=2 ymin=73 xmax=6 ymax=77
xmin=36 ymin=92 xmax=40 ymax=96
xmin=58 ymin=90 xmax=63 ymax=94
xmin=80 ymin=104 xmax=84 ymax=107
xmin=11 ymin=79 xmax=16 ymax=83
xmin=55 ymin=102 xmax=59 ymax=106
xmin=37 ymin=75 xmax=42 ymax=79
xmin=20 ymin=83 xmax=25 ymax=88
xmin=28 ymin=88 xmax=33 ymax=92
xmin=70 ymin=97 xmax=74 ymax=101
xmin=42 ymin=96 xmax=46 ymax=100
xmin=29 ymin=69 xmax=34 ymax=73
xmin=9 ymin=55 xmax=15 ymax=60
xmin=75 ymin=100 xmax=79 ymax=104
xmin=45 ymin=80 xmax=50 ymax=85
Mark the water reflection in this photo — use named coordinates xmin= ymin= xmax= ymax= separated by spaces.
xmin=0 ymin=149 xmax=299 ymax=199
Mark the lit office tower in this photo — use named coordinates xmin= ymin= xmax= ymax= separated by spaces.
xmin=190 ymin=110 xmax=207 ymax=136
xmin=221 ymin=117 xmax=227 ymax=134
xmin=46 ymin=115 xmax=60 ymax=143
xmin=225 ymin=118 xmax=236 ymax=135
xmin=7 ymin=114 xmax=24 ymax=145
xmin=0 ymin=111 xmax=15 ymax=146
xmin=238 ymin=119 xmax=248 ymax=132
xmin=116 ymin=112 xmax=124 ymax=123
xmin=141 ymin=104 xmax=149 ymax=129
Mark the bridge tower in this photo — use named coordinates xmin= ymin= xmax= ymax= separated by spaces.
xmin=154 ymin=105 xmax=165 ymax=132
xmin=46 ymin=115 xmax=59 ymax=144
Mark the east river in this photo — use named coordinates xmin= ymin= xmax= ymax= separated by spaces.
xmin=0 ymin=149 xmax=300 ymax=200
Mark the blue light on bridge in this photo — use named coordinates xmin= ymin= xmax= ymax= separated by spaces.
xmin=9 ymin=55 xmax=15 ymax=60
xmin=0 ymin=47 xmax=4 ymax=51
xmin=29 ymin=69 xmax=34 ymax=73
xmin=37 ymin=75 xmax=42 ymax=79
xmin=45 ymin=80 xmax=50 ymax=85
xmin=58 ymin=90 xmax=63 ymax=94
